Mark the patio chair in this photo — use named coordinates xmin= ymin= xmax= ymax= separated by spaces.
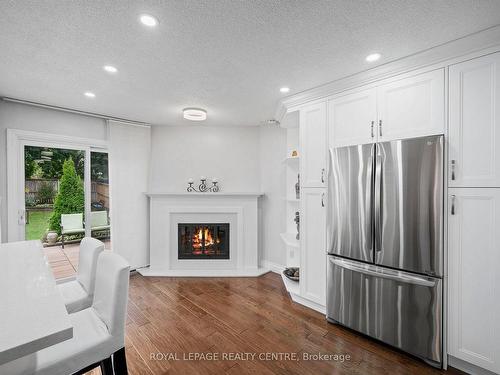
xmin=61 ymin=213 xmax=85 ymax=249
xmin=91 ymin=211 xmax=110 ymax=237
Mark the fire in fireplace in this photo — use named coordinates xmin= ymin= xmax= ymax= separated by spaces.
xmin=178 ymin=223 xmax=230 ymax=259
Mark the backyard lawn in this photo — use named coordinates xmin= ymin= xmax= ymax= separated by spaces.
xmin=25 ymin=210 xmax=53 ymax=240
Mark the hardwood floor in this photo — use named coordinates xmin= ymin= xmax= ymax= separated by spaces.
xmin=84 ymin=272 xmax=464 ymax=375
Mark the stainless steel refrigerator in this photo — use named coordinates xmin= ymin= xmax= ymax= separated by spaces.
xmin=326 ymin=135 xmax=444 ymax=367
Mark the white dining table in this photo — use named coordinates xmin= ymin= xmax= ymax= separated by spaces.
xmin=0 ymin=240 xmax=73 ymax=365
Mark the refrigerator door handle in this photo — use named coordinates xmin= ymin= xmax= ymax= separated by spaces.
xmin=326 ymin=148 xmax=334 ymax=253
xmin=329 ymin=257 xmax=437 ymax=287
xmin=374 ymin=147 xmax=383 ymax=252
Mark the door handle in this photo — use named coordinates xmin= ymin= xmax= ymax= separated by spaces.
xmin=451 ymin=195 xmax=456 ymax=215
xmin=371 ymin=121 xmax=374 ymax=138
xmin=451 ymin=160 xmax=456 ymax=181
xmin=18 ymin=209 xmax=26 ymax=225
xmin=329 ymin=257 xmax=436 ymax=287
xmin=321 ymin=168 xmax=325 ymax=183
xmin=378 ymin=120 xmax=383 ymax=137
xmin=321 ymin=192 xmax=325 ymax=207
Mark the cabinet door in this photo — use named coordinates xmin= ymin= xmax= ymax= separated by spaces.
xmin=449 ymin=53 xmax=500 ymax=187
xmin=300 ymin=188 xmax=326 ymax=306
xmin=300 ymin=102 xmax=327 ymax=188
xmin=448 ymin=188 xmax=500 ymax=373
xmin=328 ymin=88 xmax=377 ymax=147
xmin=377 ymin=69 xmax=445 ymax=141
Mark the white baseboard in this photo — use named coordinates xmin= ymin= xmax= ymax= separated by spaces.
xmin=261 ymin=259 xmax=285 ymax=274
xmin=448 ymin=356 xmax=498 ymax=375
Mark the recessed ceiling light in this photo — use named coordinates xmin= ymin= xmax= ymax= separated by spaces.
xmin=84 ymin=92 xmax=96 ymax=98
xmin=103 ymin=65 xmax=118 ymax=73
xmin=183 ymin=108 xmax=207 ymax=121
xmin=366 ymin=53 xmax=381 ymax=62
xmin=280 ymin=87 xmax=290 ymax=93
xmin=139 ymin=14 xmax=159 ymax=27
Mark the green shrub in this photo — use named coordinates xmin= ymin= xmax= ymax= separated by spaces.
xmin=49 ymin=158 xmax=84 ymax=234
xmin=38 ymin=181 xmax=56 ymax=203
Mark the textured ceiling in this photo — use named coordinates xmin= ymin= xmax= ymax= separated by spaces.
xmin=1 ymin=1 xmax=500 ymax=126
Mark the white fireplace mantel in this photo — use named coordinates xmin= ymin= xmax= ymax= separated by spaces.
xmin=138 ymin=192 xmax=267 ymax=277
xmin=144 ymin=192 xmax=264 ymax=197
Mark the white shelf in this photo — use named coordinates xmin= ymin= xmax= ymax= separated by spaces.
xmin=280 ymin=272 xmax=300 ymax=295
xmin=282 ymin=156 xmax=299 ymax=164
xmin=280 ymin=232 xmax=299 ymax=248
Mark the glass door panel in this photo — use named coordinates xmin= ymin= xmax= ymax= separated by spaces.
xmin=89 ymin=151 xmax=111 ymax=249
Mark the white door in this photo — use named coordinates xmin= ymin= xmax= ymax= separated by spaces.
xmin=300 ymin=188 xmax=326 ymax=306
xmin=448 ymin=188 xmax=500 ymax=373
xmin=300 ymin=102 xmax=327 ymax=188
xmin=449 ymin=53 xmax=500 ymax=187
xmin=377 ymin=69 xmax=445 ymax=141
xmin=328 ymin=87 xmax=377 ymax=148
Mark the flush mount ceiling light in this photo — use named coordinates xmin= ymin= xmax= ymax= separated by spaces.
xmin=183 ymin=108 xmax=207 ymax=121
xmin=280 ymin=87 xmax=290 ymax=93
xmin=103 ymin=65 xmax=118 ymax=73
xmin=84 ymin=92 xmax=96 ymax=98
xmin=366 ymin=53 xmax=381 ymax=62
xmin=139 ymin=14 xmax=159 ymax=27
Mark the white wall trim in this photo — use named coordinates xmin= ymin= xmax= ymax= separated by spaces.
xmin=261 ymin=259 xmax=285 ymax=274
xmin=6 ymin=128 xmax=107 ymax=241
xmin=276 ymin=25 xmax=500 ymax=119
xmin=448 ymin=355 xmax=498 ymax=375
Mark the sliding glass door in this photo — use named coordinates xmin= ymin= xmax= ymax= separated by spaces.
xmin=20 ymin=143 xmax=110 ymax=249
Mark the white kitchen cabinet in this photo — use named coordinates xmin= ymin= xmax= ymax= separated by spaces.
xmin=448 ymin=188 xmax=500 ymax=373
xmin=449 ymin=53 xmax=500 ymax=187
xmin=328 ymin=88 xmax=377 ymax=147
xmin=299 ymin=188 xmax=326 ymax=306
xmin=327 ymin=69 xmax=445 ymax=149
xmin=300 ymin=102 xmax=327 ymax=188
xmin=377 ymin=69 xmax=445 ymax=141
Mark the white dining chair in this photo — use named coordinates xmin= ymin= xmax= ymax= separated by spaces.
xmin=57 ymin=237 xmax=104 ymax=313
xmin=0 ymin=252 xmax=130 ymax=375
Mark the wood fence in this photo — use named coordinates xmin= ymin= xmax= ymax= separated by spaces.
xmin=25 ymin=179 xmax=59 ymax=205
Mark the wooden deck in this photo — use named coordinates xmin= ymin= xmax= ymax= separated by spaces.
xmin=43 ymin=240 xmax=111 ymax=279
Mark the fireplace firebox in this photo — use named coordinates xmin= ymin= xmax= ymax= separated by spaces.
xmin=178 ymin=223 xmax=230 ymax=259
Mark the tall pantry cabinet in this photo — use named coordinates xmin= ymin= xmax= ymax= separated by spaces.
xmin=447 ymin=52 xmax=500 ymax=374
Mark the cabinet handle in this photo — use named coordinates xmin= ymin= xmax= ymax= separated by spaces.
xmin=321 ymin=193 xmax=325 ymax=207
xmin=321 ymin=168 xmax=325 ymax=183
xmin=371 ymin=121 xmax=374 ymax=138
xmin=451 ymin=195 xmax=456 ymax=215
xmin=451 ymin=160 xmax=456 ymax=181
xmin=379 ymin=120 xmax=383 ymax=137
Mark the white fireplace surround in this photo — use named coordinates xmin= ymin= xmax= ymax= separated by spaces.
xmin=138 ymin=192 xmax=267 ymax=277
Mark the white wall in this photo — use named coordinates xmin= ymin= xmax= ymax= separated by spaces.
xmin=0 ymin=101 xmax=107 ymax=241
xmin=149 ymin=125 xmax=261 ymax=192
xmin=259 ymin=125 xmax=286 ymax=268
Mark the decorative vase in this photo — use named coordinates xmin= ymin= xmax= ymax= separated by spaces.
xmin=47 ymin=231 xmax=58 ymax=245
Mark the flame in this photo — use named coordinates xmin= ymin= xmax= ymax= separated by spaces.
xmin=191 ymin=226 xmax=215 ymax=252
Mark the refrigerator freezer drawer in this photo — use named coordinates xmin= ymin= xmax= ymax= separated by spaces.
xmin=327 ymin=256 xmax=442 ymax=365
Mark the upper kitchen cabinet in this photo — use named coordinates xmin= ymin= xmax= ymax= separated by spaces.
xmin=300 ymin=102 xmax=327 ymax=188
xmin=449 ymin=52 xmax=500 ymax=187
xmin=328 ymin=88 xmax=377 ymax=147
xmin=377 ymin=69 xmax=445 ymax=141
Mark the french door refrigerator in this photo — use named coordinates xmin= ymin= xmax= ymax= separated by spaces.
xmin=326 ymin=135 xmax=444 ymax=367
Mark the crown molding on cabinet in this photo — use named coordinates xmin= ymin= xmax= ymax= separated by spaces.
xmin=275 ymin=25 xmax=500 ymax=121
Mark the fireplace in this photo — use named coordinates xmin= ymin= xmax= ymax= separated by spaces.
xmin=178 ymin=223 xmax=230 ymax=260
